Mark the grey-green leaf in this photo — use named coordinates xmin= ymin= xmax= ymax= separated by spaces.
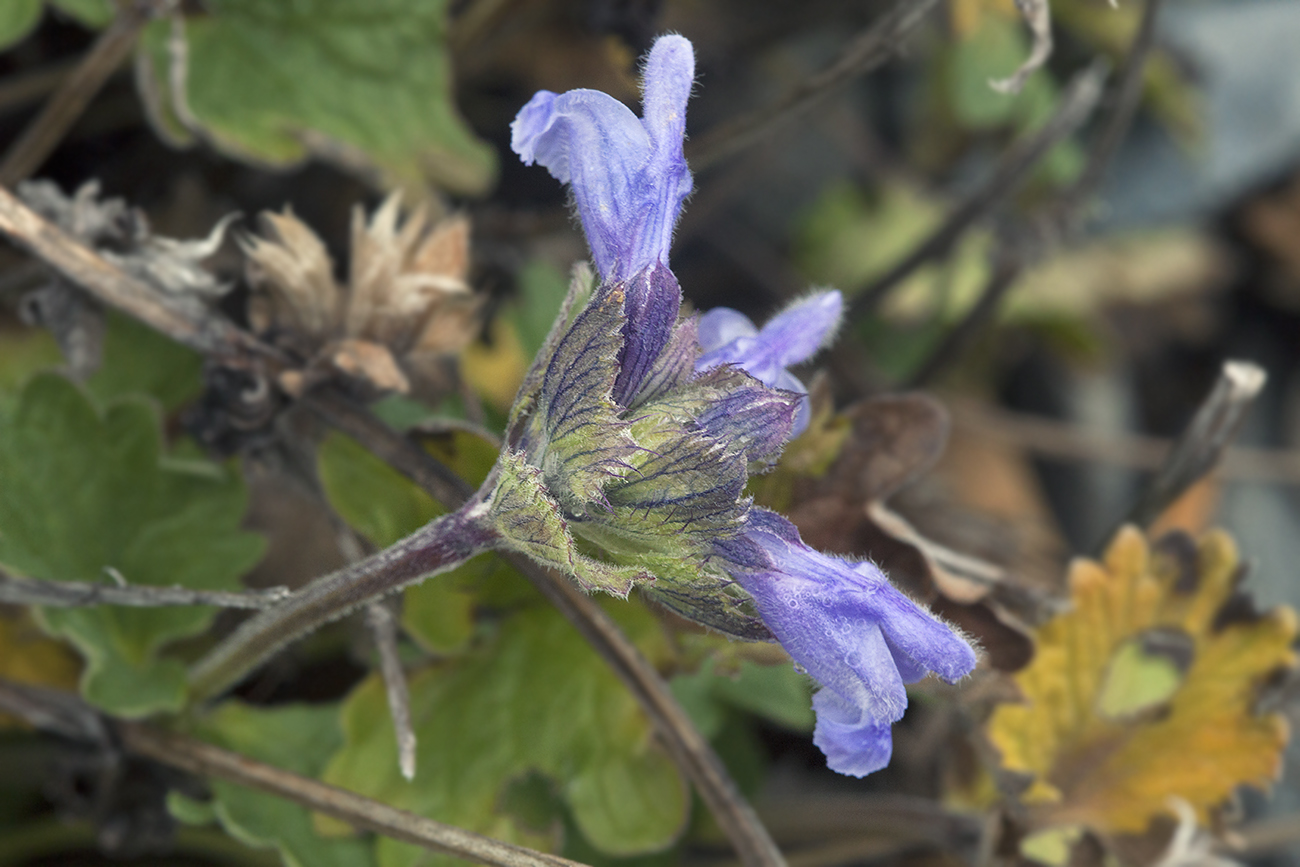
xmin=136 ymin=0 xmax=495 ymax=195
xmin=0 ymin=0 xmax=41 ymax=50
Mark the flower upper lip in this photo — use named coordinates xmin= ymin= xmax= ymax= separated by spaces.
xmin=510 ymin=34 xmax=695 ymax=284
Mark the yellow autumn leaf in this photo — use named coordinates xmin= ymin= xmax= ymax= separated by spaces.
xmin=461 ymin=317 xmax=528 ymax=413
xmin=987 ymin=526 xmax=1297 ymax=835
xmin=951 ymin=0 xmax=1019 ymax=37
xmin=0 ymin=611 xmax=80 ymax=727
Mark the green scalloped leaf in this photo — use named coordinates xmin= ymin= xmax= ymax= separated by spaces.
xmin=188 ymin=701 xmax=376 ymax=867
xmin=87 ymin=311 xmax=203 ymax=413
xmin=671 ymin=658 xmax=814 ymax=737
xmin=317 ymin=429 xmax=481 ymax=654
xmin=323 ymin=598 xmax=688 ymax=867
xmin=0 ymin=374 xmax=264 ymax=716
xmin=136 ymin=0 xmax=494 ymax=195
xmin=0 ymin=0 xmax=41 ymax=50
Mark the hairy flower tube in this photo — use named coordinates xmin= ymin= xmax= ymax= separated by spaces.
xmin=191 ymin=33 xmax=976 ymax=780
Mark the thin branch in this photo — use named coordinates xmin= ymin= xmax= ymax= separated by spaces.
xmin=0 ymin=679 xmax=110 ymax=743
xmin=0 ymin=679 xmax=588 ymax=867
xmin=0 ymin=61 xmax=76 ymax=118
xmin=685 ymin=0 xmax=942 ymax=172
xmin=366 ymin=600 xmax=418 ymax=782
xmin=0 ymin=184 xmax=273 ymax=361
xmin=0 ymin=2 xmax=155 ymax=186
xmin=1224 ymin=811 xmax=1300 ymax=858
xmin=123 ymin=722 xmax=587 ymax=867
xmin=954 ymin=400 xmax=1300 ymax=485
xmin=904 ymin=246 xmax=1023 ymax=388
xmin=1100 ymin=360 xmax=1267 ymax=549
xmin=188 ymin=506 xmax=496 ymax=704
xmin=1058 ymin=0 xmax=1166 ymax=226
xmin=846 ymin=61 xmax=1108 ymax=324
xmin=307 ymin=394 xmax=788 ymax=867
xmin=0 ymin=569 xmax=290 ymax=609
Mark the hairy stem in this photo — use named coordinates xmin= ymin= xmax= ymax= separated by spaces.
xmin=188 ymin=501 xmax=497 ymax=703
xmin=309 ymin=395 xmax=788 ymax=867
xmin=0 ymin=569 xmax=290 ymax=609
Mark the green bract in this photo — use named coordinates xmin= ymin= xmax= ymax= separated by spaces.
xmin=487 ymin=267 xmax=787 ymax=637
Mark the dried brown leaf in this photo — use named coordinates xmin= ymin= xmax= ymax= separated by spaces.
xmin=988 ymin=527 xmax=1298 ymax=836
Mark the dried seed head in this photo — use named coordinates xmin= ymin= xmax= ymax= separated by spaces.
xmin=242 ymin=209 xmax=342 ymax=339
xmin=242 ymin=195 xmax=480 ymax=398
xmin=347 ymin=194 xmax=474 ymax=353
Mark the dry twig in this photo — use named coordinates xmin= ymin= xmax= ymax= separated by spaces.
xmin=0 ymin=185 xmax=271 ymax=360
xmin=847 ymin=61 xmax=1107 ymax=323
xmin=1059 ymin=0 xmax=1167 ymax=226
xmin=365 ymin=600 xmax=418 ymax=782
xmin=990 ymin=0 xmax=1053 ymax=95
xmin=685 ymin=0 xmax=942 ymax=172
xmin=0 ymin=679 xmax=588 ymax=867
xmin=0 ymin=569 xmax=290 ymax=609
xmin=0 ymin=2 xmax=157 ymax=186
xmin=1107 ymin=360 xmax=1267 ymax=545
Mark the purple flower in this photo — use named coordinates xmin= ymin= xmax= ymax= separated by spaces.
xmin=511 ymin=35 xmax=694 ymax=284
xmin=509 ymin=34 xmax=977 ymax=779
xmin=697 ymin=291 xmax=843 ymax=433
xmin=729 ymin=510 xmax=978 ymax=777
